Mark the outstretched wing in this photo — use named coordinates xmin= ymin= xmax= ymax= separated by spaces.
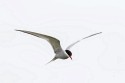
xmin=66 ymin=32 xmax=102 ymax=50
xmin=16 ymin=30 xmax=62 ymax=53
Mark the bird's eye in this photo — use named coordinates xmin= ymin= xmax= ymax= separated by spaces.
xmin=65 ymin=50 xmax=72 ymax=56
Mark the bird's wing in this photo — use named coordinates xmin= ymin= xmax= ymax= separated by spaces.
xmin=66 ymin=32 xmax=102 ymax=50
xmin=16 ymin=30 xmax=62 ymax=53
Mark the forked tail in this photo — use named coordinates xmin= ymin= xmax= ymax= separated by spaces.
xmin=45 ymin=57 xmax=57 ymax=65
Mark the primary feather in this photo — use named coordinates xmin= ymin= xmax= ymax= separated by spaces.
xmin=16 ymin=30 xmax=63 ymax=53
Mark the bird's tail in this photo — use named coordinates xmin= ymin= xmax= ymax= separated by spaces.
xmin=45 ymin=57 xmax=57 ymax=65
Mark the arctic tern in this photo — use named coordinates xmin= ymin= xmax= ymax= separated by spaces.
xmin=16 ymin=30 xmax=102 ymax=64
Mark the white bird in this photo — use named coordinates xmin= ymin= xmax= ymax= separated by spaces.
xmin=16 ymin=30 xmax=102 ymax=64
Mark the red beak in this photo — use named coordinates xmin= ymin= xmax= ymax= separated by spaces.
xmin=69 ymin=56 xmax=72 ymax=60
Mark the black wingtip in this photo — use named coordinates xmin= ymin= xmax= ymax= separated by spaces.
xmin=15 ymin=29 xmax=18 ymax=31
xmin=15 ymin=29 xmax=27 ymax=33
xmin=97 ymin=32 xmax=102 ymax=34
xmin=15 ymin=29 xmax=22 ymax=31
xmin=99 ymin=32 xmax=102 ymax=34
xmin=93 ymin=32 xmax=102 ymax=36
xmin=15 ymin=29 xmax=21 ymax=32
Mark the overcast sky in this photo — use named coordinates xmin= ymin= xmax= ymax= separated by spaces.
xmin=0 ymin=0 xmax=125 ymax=83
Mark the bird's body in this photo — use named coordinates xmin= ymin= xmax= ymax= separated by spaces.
xmin=16 ymin=30 xmax=101 ymax=64
xmin=56 ymin=50 xmax=68 ymax=59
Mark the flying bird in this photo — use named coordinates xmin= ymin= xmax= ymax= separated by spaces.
xmin=16 ymin=30 xmax=102 ymax=64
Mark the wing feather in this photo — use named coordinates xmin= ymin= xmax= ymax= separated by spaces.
xmin=66 ymin=32 xmax=102 ymax=50
xmin=16 ymin=30 xmax=62 ymax=53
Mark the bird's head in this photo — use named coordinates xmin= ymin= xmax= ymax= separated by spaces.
xmin=65 ymin=50 xmax=72 ymax=60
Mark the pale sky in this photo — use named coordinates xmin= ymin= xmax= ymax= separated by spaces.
xmin=0 ymin=0 xmax=125 ymax=83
